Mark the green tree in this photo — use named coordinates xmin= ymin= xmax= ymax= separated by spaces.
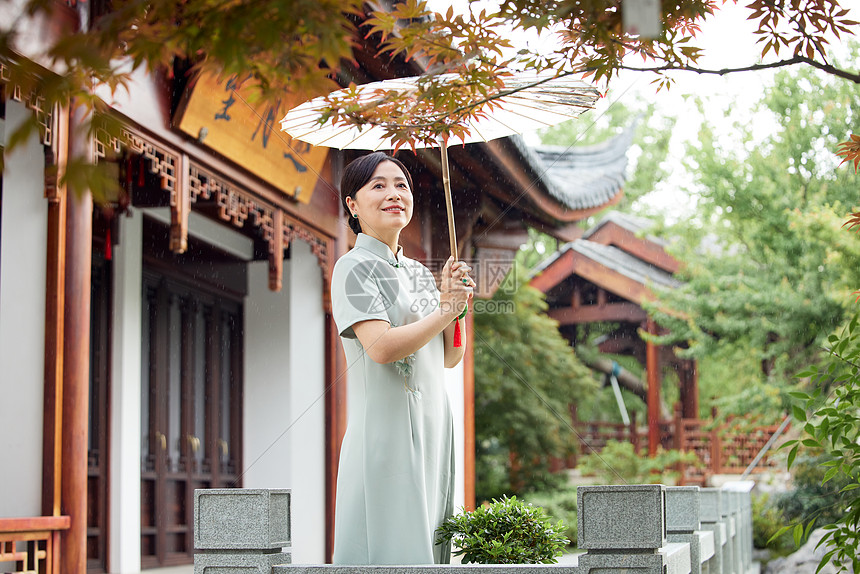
xmin=648 ymin=51 xmax=860 ymax=390
xmin=473 ymin=264 xmax=597 ymax=500
xmin=347 ymin=0 xmax=860 ymax=153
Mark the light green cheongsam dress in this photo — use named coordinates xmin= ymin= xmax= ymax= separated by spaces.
xmin=330 ymin=233 xmax=455 ymax=565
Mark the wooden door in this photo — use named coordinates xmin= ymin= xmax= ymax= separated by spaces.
xmin=140 ymin=271 xmax=243 ymax=568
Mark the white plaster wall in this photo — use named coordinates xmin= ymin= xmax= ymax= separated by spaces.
xmin=243 ymin=259 xmax=293 ymax=492
xmin=109 ymin=210 xmax=143 ymax=573
xmin=0 ymin=100 xmax=47 ymax=517
xmin=285 ymin=240 xmax=326 ymax=563
xmin=242 ymin=239 xmax=326 ymax=564
xmin=445 ymin=363 xmax=466 ymax=513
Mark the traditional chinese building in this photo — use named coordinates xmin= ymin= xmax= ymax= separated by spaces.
xmin=0 ymin=4 xmax=626 ymax=574
xmin=530 ymin=209 xmax=698 ymax=458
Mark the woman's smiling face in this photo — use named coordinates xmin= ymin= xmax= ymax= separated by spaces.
xmin=347 ymin=160 xmax=414 ymax=239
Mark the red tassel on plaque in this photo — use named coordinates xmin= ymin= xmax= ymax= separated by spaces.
xmin=105 ymin=226 xmax=112 ymax=261
xmin=453 ymin=318 xmax=462 ymax=348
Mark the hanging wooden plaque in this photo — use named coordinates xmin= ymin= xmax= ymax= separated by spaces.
xmin=175 ymin=72 xmax=328 ymax=204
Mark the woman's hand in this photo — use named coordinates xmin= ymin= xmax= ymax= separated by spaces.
xmin=439 ymin=256 xmax=475 ymax=319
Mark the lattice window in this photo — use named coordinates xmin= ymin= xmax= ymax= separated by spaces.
xmin=0 ymin=62 xmax=52 ymax=146
xmin=0 ymin=538 xmax=48 ymax=573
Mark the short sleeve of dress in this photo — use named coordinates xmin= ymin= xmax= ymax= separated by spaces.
xmin=331 ymin=254 xmax=393 ymax=339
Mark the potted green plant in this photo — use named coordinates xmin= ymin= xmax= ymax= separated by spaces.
xmin=436 ymin=495 xmax=569 ymax=564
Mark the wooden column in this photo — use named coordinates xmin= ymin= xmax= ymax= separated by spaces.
xmin=42 ymin=105 xmax=68 ymax=519
xmin=324 ymin=152 xmax=348 ymax=563
xmin=323 ymin=293 xmax=347 ymax=562
xmin=645 ymin=318 xmax=661 ymax=456
xmin=463 ymin=309 xmax=476 ymax=511
xmin=60 ymin=100 xmax=93 ymax=574
xmin=680 ymin=359 xmax=699 ymax=420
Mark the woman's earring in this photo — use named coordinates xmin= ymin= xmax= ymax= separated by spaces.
xmin=352 ymin=213 xmax=358 ymax=218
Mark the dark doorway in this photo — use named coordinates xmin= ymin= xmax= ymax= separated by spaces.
xmin=139 ymin=218 xmax=246 ymax=568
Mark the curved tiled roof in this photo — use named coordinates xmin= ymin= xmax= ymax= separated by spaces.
xmin=571 ymin=240 xmax=681 ymax=289
xmin=532 ymin=238 xmax=680 ymax=289
xmin=517 ymin=120 xmax=637 ymax=211
xmin=584 ymin=210 xmax=655 ymax=239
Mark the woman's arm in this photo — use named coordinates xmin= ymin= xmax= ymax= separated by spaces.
xmin=352 ymin=257 xmax=473 ymax=365
xmin=352 ymin=308 xmax=456 ymax=364
xmin=442 ymin=315 xmax=466 ymax=368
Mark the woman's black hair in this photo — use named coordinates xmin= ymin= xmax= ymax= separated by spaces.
xmin=341 ymin=152 xmax=413 ymax=234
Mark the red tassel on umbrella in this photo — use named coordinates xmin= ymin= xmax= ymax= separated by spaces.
xmin=453 ymin=304 xmax=467 ymax=348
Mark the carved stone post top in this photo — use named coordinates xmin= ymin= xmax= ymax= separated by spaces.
xmin=666 ymin=486 xmax=700 ymax=534
xmin=194 ymin=488 xmax=292 ymax=551
xmin=698 ymin=488 xmax=722 ymax=523
xmin=577 ymin=484 xmax=667 ymax=551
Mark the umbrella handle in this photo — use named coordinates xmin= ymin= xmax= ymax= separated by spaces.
xmin=439 ymin=143 xmax=458 ymax=262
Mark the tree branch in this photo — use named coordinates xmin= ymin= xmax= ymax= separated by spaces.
xmin=620 ymin=56 xmax=860 ymax=83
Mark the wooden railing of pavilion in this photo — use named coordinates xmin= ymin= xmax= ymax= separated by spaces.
xmin=565 ymin=406 xmax=786 ymax=486
xmin=0 ymin=516 xmax=70 ymax=574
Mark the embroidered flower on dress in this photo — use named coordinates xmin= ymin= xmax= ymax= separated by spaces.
xmin=394 ymin=353 xmax=422 ymax=399
xmin=393 ymin=353 xmax=415 ymax=379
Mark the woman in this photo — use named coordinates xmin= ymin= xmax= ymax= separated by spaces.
xmin=330 ymin=152 xmax=474 ymax=564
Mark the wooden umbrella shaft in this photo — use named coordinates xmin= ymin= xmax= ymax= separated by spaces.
xmin=439 ymin=143 xmax=458 ymax=261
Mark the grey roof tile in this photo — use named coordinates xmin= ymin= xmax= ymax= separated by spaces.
xmin=533 ymin=238 xmax=681 ymax=290
xmin=571 ymin=240 xmax=681 ymax=289
xmin=515 ymin=121 xmax=636 ymax=211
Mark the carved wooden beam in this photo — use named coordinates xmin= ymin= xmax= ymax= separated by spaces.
xmin=269 ymin=208 xmax=285 ymax=291
xmin=0 ymin=61 xmax=55 ymax=147
xmin=549 ymin=302 xmax=647 ymax=325
xmin=170 ymin=154 xmax=191 ymax=253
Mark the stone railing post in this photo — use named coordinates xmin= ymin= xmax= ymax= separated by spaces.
xmin=666 ymin=486 xmax=714 ymax=574
xmin=722 ymin=481 xmax=755 ymax=574
xmin=730 ymin=492 xmax=744 ymax=574
xmin=740 ymin=492 xmax=753 ymax=572
xmin=194 ymin=488 xmax=292 ymax=574
xmin=719 ymin=488 xmax=736 ymax=574
xmin=699 ymin=488 xmax=725 ymax=574
xmin=577 ymin=484 xmax=691 ymax=574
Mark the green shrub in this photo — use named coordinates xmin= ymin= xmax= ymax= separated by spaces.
xmin=775 ymin=453 xmax=853 ymax=528
xmin=436 ymin=496 xmax=569 ymax=564
xmin=523 ymin=486 xmax=578 ymax=547
xmin=751 ymin=493 xmax=793 ymax=555
xmin=775 ymin=313 xmax=860 ymax=573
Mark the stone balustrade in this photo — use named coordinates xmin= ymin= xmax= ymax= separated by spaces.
xmin=194 ymin=482 xmax=757 ymax=574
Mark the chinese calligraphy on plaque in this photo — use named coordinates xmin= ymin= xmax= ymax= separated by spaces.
xmin=175 ymin=72 xmax=328 ymax=203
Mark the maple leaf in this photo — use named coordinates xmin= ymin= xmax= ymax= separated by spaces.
xmin=836 ymin=133 xmax=860 ymax=172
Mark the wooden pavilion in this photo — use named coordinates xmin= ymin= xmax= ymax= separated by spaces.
xmin=530 ymin=210 xmax=699 ymax=456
